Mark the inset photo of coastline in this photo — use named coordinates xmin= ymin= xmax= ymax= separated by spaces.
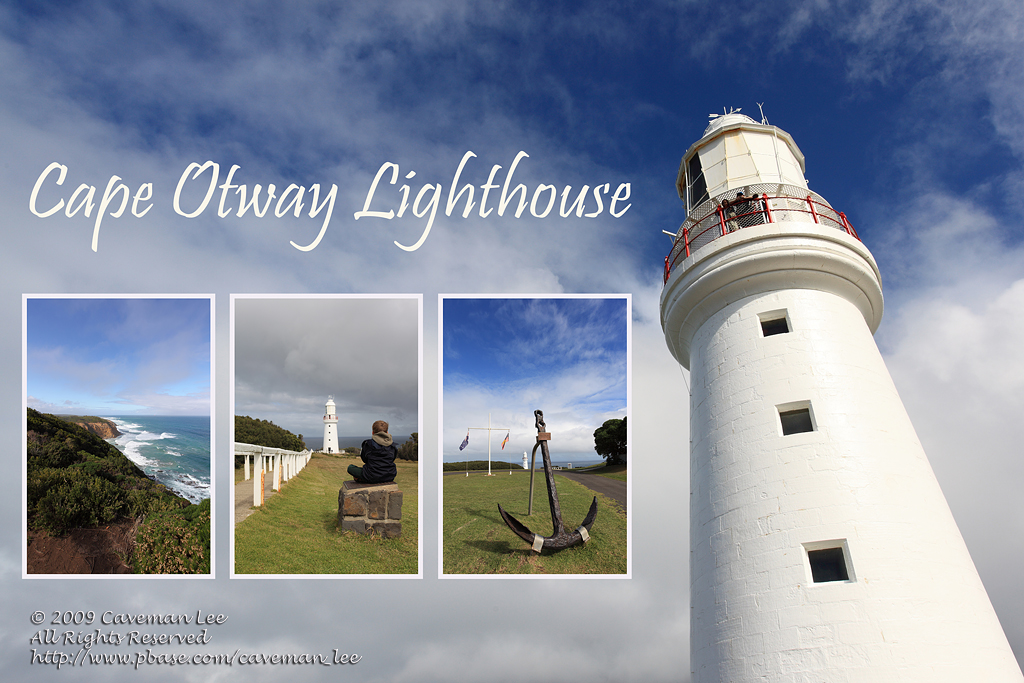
xmin=24 ymin=296 xmax=213 ymax=576
xmin=232 ymin=295 xmax=421 ymax=577
xmin=441 ymin=295 xmax=630 ymax=576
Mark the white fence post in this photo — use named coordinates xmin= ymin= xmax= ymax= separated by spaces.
xmin=253 ymin=460 xmax=263 ymax=506
xmin=234 ymin=442 xmax=310 ymax=506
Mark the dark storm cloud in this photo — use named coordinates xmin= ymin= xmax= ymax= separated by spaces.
xmin=234 ymin=296 xmax=419 ymax=436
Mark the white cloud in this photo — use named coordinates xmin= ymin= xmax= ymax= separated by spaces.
xmin=879 ymin=223 xmax=1024 ymax=651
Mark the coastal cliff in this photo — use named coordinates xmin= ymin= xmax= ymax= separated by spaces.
xmin=26 ymin=409 xmax=209 ymax=574
xmin=56 ymin=415 xmax=121 ymax=439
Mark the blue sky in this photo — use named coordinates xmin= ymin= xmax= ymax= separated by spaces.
xmin=3 ymin=1 xmax=1024 ymax=681
xmin=26 ymin=297 xmax=211 ymax=415
xmin=443 ymin=297 xmax=627 ymax=461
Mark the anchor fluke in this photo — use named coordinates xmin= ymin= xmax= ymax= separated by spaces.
xmin=498 ymin=499 xmax=597 ymax=551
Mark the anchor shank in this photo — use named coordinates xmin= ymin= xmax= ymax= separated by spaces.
xmin=528 ymin=442 xmax=540 ymax=516
xmin=538 ymin=435 xmax=565 ymax=537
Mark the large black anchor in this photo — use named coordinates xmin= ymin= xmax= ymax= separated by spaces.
xmin=498 ymin=410 xmax=597 ymax=552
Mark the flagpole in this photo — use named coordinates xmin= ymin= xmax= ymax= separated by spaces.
xmin=466 ymin=413 xmax=511 ymax=477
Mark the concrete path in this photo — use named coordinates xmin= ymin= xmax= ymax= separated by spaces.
xmin=234 ymin=474 xmax=277 ymax=526
xmin=555 ymin=471 xmax=627 ymax=513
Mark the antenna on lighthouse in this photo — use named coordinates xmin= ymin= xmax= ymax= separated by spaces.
xmin=708 ymin=106 xmax=742 ymax=121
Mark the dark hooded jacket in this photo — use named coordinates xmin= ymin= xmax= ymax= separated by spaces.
xmin=359 ymin=432 xmax=398 ymax=483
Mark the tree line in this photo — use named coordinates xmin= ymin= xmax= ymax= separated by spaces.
xmin=396 ymin=432 xmax=418 ymax=461
xmin=594 ymin=416 xmax=626 ymax=466
xmin=234 ymin=415 xmax=305 ymax=465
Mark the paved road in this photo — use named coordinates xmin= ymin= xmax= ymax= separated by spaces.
xmin=555 ymin=470 xmax=626 ymax=512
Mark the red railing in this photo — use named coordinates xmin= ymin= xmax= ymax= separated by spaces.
xmin=664 ymin=189 xmax=859 ymax=283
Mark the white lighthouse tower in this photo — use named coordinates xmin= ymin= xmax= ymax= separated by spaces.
xmin=323 ymin=396 xmax=339 ymax=454
xmin=660 ymin=111 xmax=1023 ymax=682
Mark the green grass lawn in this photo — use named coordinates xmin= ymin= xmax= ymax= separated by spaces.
xmin=234 ymin=455 xmax=418 ymax=574
xmin=585 ymin=463 xmax=627 ymax=482
xmin=442 ymin=471 xmax=627 ymax=575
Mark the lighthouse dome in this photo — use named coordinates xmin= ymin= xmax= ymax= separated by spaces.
xmin=703 ymin=112 xmax=758 ymax=137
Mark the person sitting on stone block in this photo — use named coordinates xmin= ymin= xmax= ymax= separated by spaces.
xmin=348 ymin=420 xmax=398 ymax=484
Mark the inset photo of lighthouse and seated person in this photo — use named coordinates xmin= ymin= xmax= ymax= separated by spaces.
xmin=231 ymin=295 xmax=421 ymax=577
xmin=440 ymin=295 xmax=630 ymax=577
xmin=24 ymin=295 xmax=212 ymax=576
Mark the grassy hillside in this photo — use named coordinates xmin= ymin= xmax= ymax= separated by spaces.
xmin=26 ymin=408 xmax=209 ymax=574
xmin=54 ymin=414 xmax=121 ymax=438
xmin=53 ymin=414 xmax=115 ymax=423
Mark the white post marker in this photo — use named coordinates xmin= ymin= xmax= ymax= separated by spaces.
xmin=253 ymin=465 xmax=263 ymax=507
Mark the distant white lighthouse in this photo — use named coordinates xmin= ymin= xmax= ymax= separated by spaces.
xmin=660 ymin=112 xmax=1023 ymax=681
xmin=323 ymin=396 xmax=339 ymax=454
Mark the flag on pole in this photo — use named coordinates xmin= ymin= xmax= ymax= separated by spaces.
xmin=459 ymin=433 xmax=469 ymax=451
xmin=500 ymin=432 xmax=509 ymax=450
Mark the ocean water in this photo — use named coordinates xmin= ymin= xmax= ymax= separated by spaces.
xmin=106 ymin=415 xmax=211 ymax=504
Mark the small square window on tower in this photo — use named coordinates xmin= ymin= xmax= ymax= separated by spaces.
xmin=803 ymin=540 xmax=854 ymax=584
xmin=777 ymin=401 xmax=815 ymax=435
xmin=758 ymin=310 xmax=790 ymax=337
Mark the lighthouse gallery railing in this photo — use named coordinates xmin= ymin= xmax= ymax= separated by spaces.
xmin=664 ymin=183 xmax=859 ymax=283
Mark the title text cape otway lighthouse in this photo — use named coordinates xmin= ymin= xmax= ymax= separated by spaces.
xmin=660 ymin=112 xmax=1023 ymax=681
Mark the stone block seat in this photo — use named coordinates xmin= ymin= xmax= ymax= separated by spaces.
xmin=338 ymin=480 xmax=403 ymax=538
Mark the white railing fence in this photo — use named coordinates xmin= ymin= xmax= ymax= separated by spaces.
xmin=236 ymin=443 xmax=312 ymax=507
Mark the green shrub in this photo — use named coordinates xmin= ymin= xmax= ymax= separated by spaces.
xmin=29 ymin=469 xmax=126 ymax=534
xmin=132 ymin=499 xmax=211 ymax=574
xmin=26 ymin=408 xmax=191 ymax=536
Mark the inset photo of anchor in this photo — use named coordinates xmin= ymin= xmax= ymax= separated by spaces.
xmin=439 ymin=296 xmax=630 ymax=577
